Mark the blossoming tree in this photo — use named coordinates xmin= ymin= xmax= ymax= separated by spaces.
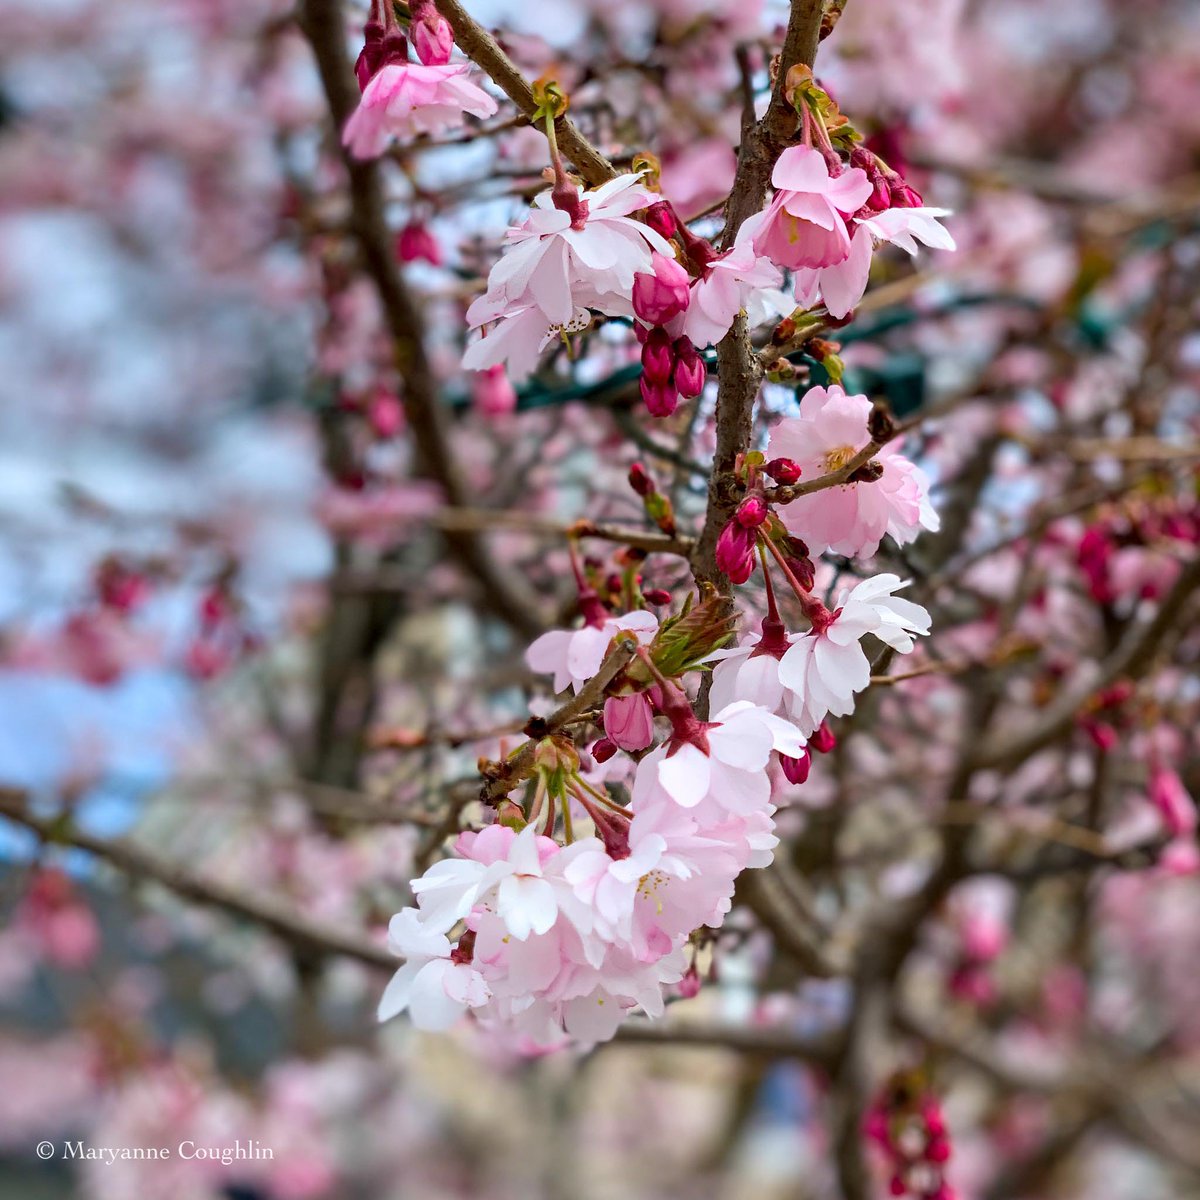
xmin=1 ymin=0 xmax=1199 ymax=1197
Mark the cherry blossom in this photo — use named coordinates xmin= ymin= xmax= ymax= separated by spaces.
xmin=525 ymin=610 xmax=659 ymax=693
xmin=752 ymin=145 xmax=873 ymax=270
xmin=344 ymin=62 xmax=498 ymax=159
xmin=778 ymin=574 xmax=931 ymax=734
xmin=767 ymin=385 xmax=939 ymax=556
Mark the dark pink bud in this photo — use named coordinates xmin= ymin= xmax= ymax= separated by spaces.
xmin=643 ymin=588 xmax=672 ymax=605
xmin=868 ymin=176 xmax=892 ymax=211
xmin=888 ymin=1177 xmax=907 ymax=1198
xmin=645 ymin=201 xmax=676 ymax=240
xmin=367 ymin=390 xmax=404 ymax=438
xmin=640 ymin=376 xmax=679 ymax=418
xmin=354 ymin=20 xmax=385 ymax=91
xmin=780 ymin=749 xmax=812 ymax=785
xmin=890 ymin=181 xmax=923 ymax=208
xmin=628 ymin=462 xmax=654 ymax=496
xmin=395 ymin=221 xmax=442 ymax=266
xmin=926 ymin=1137 xmax=951 ymax=1164
xmin=411 ymin=9 xmax=454 ymax=66
xmin=764 ymin=457 xmax=802 ymax=485
xmin=641 ymin=327 xmax=675 ymax=384
xmin=735 ymin=495 xmax=769 ymax=528
xmin=632 ymin=252 xmax=691 ymax=326
xmin=715 ymin=519 xmax=756 ymax=584
xmin=672 ymin=337 xmax=706 ymax=398
xmin=811 ymin=721 xmax=836 ymax=754
xmin=591 ymin=737 xmax=618 ymax=763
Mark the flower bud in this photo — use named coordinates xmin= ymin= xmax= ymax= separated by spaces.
xmin=628 ymin=462 xmax=654 ymax=496
xmin=678 ymin=963 xmax=702 ymax=999
xmin=811 ymin=721 xmax=837 ymax=754
xmin=764 ymin=457 xmax=802 ymax=485
xmin=890 ymin=181 xmax=923 ymax=208
xmin=780 ymin=749 xmax=812 ymax=785
xmin=715 ymin=519 xmax=756 ymax=584
xmin=644 ymin=201 xmax=676 ymax=240
xmin=591 ymin=737 xmax=618 ymax=763
xmin=639 ymin=375 xmax=678 ymax=418
xmin=396 ymin=221 xmax=442 ymax=266
xmin=632 ymin=252 xmax=691 ymax=326
xmin=643 ymin=588 xmax=672 ymax=606
xmin=603 ymin=693 xmax=656 ymax=752
xmin=354 ymin=21 xmax=385 ymax=91
xmin=471 ymin=365 xmax=516 ymax=417
xmin=410 ymin=2 xmax=454 ymax=66
xmin=672 ymin=337 xmax=706 ymax=398
xmin=367 ymin=390 xmax=404 ymax=438
xmin=735 ymin=495 xmax=769 ymax=528
xmin=641 ymin=327 xmax=675 ymax=385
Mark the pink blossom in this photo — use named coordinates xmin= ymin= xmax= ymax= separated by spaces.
xmin=525 ymin=610 xmax=658 ymax=694
xmin=395 ymin=221 xmax=442 ymax=265
xmin=766 ymin=385 xmax=939 ymax=556
xmin=794 ymin=207 xmax=955 ymax=318
xmin=1149 ymin=766 xmax=1196 ymax=839
xmin=408 ymin=0 xmax=454 ymax=67
xmin=752 ymin=146 xmax=873 ymax=270
xmin=463 ymin=173 xmax=674 ymax=377
xmin=343 ymin=62 xmax=497 ymax=160
xmin=777 ymin=574 xmax=931 ymax=734
xmin=683 ymin=212 xmax=785 ymax=346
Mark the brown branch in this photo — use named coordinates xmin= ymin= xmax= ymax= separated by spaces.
xmin=692 ymin=0 xmax=826 ymax=589
xmin=0 ymin=787 xmax=394 ymax=970
xmin=478 ymin=639 xmax=639 ymax=804
xmin=433 ymin=0 xmax=617 ymax=188
xmin=298 ymin=0 xmax=543 ymax=636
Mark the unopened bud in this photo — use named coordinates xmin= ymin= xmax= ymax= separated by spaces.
xmin=640 ymin=375 xmax=679 ymax=418
xmin=591 ymin=737 xmax=618 ymax=763
xmin=811 ymin=721 xmax=836 ymax=754
xmin=628 ymin=462 xmax=654 ymax=496
xmin=644 ymin=201 xmax=676 ymax=240
xmin=764 ymin=457 xmax=802 ymax=485
xmin=772 ymin=316 xmax=797 ymax=345
xmin=735 ymin=495 xmax=769 ymax=528
xmin=632 ymin=253 xmax=690 ymax=326
xmin=780 ymin=749 xmax=812 ymax=785
xmin=672 ymin=337 xmax=706 ymax=398
xmin=715 ymin=519 xmax=757 ymax=584
xmin=643 ymin=588 xmax=671 ymax=606
xmin=641 ymin=327 xmax=675 ymax=385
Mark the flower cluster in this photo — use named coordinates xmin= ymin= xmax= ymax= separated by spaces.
xmin=865 ymin=1073 xmax=957 ymax=1200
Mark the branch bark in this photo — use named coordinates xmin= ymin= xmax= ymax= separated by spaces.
xmin=299 ymin=0 xmax=543 ymax=636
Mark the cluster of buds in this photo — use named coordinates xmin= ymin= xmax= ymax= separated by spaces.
xmin=714 ymin=454 xmax=806 ymax=585
xmin=1077 ymin=679 xmax=1136 ymax=752
xmin=632 ymin=253 xmax=705 ymax=417
xmin=355 ymin=0 xmax=454 ymax=87
xmin=849 ymin=146 xmax=923 ymax=214
xmin=865 ymin=1071 xmax=956 ymax=1200
xmin=1077 ymin=498 xmax=1198 ymax=606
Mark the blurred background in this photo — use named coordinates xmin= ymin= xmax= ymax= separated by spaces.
xmin=1 ymin=0 xmax=1198 ymax=1197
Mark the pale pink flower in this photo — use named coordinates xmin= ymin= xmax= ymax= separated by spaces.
xmin=343 ymin=62 xmax=497 ymax=160
xmin=377 ymin=910 xmax=490 ymax=1030
xmin=767 ymin=384 xmax=939 ymax=556
xmin=752 ymin=146 xmax=873 ymax=270
xmin=778 ymin=574 xmax=930 ymax=734
xmin=682 ymin=212 xmax=785 ymax=347
xmin=639 ymin=700 xmax=805 ymax=817
xmin=463 ymin=173 xmax=674 ymax=376
xmin=794 ymin=207 xmax=955 ymax=318
xmin=526 ymin=610 xmax=659 ymax=693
